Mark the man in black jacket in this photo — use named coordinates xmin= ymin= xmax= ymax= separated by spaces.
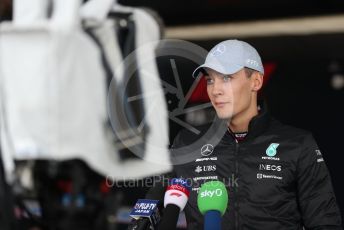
xmin=167 ymin=40 xmax=342 ymax=229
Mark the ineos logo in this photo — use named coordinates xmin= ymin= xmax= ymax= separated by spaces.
xmin=259 ymin=164 xmax=282 ymax=171
xmin=201 ymin=144 xmax=214 ymax=156
xmin=210 ymin=44 xmax=226 ymax=57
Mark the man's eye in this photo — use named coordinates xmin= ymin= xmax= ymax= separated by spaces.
xmin=223 ymin=75 xmax=232 ymax=82
xmin=206 ymin=78 xmax=214 ymax=84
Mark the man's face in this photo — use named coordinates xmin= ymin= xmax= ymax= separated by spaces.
xmin=205 ymin=68 xmax=254 ymax=120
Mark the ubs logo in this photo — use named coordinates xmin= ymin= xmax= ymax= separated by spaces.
xmin=195 ymin=165 xmax=217 ymax=173
xmin=201 ymin=144 xmax=214 ymax=156
xmin=210 ymin=44 xmax=226 ymax=57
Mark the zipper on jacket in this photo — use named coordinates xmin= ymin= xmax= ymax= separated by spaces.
xmin=234 ymin=140 xmax=239 ymax=230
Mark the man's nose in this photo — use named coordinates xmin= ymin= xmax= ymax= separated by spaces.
xmin=211 ymin=79 xmax=223 ymax=96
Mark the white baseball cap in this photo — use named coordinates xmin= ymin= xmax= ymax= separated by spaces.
xmin=192 ymin=40 xmax=264 ymax=78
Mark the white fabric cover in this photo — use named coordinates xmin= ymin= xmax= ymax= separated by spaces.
xmin=0 ymin=0 xmax=171 ymax=182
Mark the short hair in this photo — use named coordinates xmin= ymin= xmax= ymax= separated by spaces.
xmin=244 ymin=67 xmax=255 ymax=78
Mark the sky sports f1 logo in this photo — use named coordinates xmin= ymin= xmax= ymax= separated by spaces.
xmin=167 ymin=178 xmax=191 ymax=196
xmin=167 ymin=184 xmax=190 ymax=195
xmin=169 ymin=178 xmax=190 ymax=188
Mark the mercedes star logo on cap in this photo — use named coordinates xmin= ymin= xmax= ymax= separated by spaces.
xmin=210 ymin=44 xmax=226 ymax=57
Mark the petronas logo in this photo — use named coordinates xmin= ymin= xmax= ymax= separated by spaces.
xmin=266 ymin=143 xmax=280 ymax=157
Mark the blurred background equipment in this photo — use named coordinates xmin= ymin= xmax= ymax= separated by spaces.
xmin=0 ymin=0 xmax=171 ymax=182
xmin=1 ymin=0 xmax=170 ymax=229
xmin=0 ymin=0 xmax=343 ymax=229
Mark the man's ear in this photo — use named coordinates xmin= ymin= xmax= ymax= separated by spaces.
xmin=251 ymin=72 xmax=264 ymax=92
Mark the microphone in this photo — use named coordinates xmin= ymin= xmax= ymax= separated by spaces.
xmin=128 ymin=176 xmax=169 ymax=230
xmin=158 ymin=178 xmax=191 ymax=230
xmin=128 ymin=199 xmax=161 ymax=230
xmin=197 ymin=181 xmax=228 ymax=230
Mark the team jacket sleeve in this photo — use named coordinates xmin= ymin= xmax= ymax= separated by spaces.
xmin=296 ymin=134 xmax=343 ymax=230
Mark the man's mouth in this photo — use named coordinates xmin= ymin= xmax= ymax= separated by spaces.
xmin=214 ymin=102 xmax=228 ymax=108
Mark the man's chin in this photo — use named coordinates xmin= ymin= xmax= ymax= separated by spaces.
xmin=216 ymin=113 xmax=233 ymax=120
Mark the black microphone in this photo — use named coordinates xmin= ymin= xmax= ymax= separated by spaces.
xmin=127 ymin=218 xmax=150 ymax=230
xmin=157 ymin=178 xmax=191 ymax=230
xmin=127 ymin=199 xmax=160 ymax=230
xmin=127 ymin=176 xmax=168 ymax=230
